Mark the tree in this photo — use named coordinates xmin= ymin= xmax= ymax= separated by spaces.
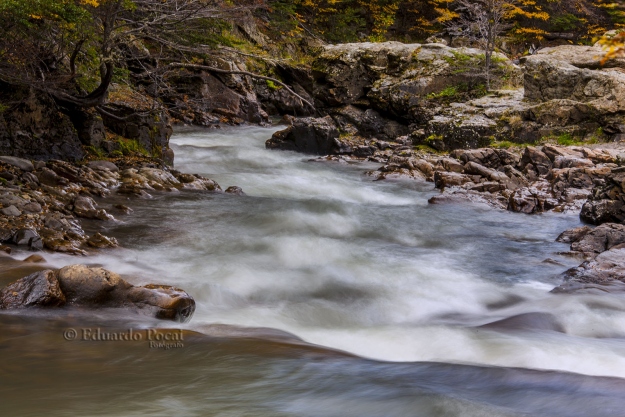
xmin=448 ymin=0 xmax=515 ymax=90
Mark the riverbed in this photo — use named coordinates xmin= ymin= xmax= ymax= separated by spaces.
xmin=2 ymin=125 xmax=625 ymax=416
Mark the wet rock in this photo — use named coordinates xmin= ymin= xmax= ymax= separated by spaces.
xmin=0 ymin=270 xmax=65 ymax=308
xmin=13 ymin=229 xmax=43 ymax=251
xmin=0 ymin=156 xmax=34 ymax=172
xmin=556 ymin=226 xmax=592 ymax=244
xmin=552 ymin=246 xmax=625 ymax=293
xmin=266 ymin=116 xmax=346 ymax=155
xmin=86 ymin=233 xmax=119 ymax=249
xmin=56 ymin=265 xmax=195 ymax=322
xmin=0 ymin=245 xmax=11 ymax=254
xmin=1 ymin=205 xmax=21 ymax=216
xmin=225 ymin=186 xmax=245 ymax=196
xmin=568 ymin=223 xmax=625 ymax=256
xmin=23 ymin=254 xmax=46 ymax=263
xmin=580 ymin=200 xmax=625 ymax=225
xmin=0 ymin=265 xmax=195 ymax=321
xmin=113 ymin=204 xmax=133 ymax=214
xmin=73 ymin=196 xmax=114 ymax=221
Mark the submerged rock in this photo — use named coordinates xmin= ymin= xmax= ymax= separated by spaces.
xmin=0 ymin=265 xmax=196 ymax=322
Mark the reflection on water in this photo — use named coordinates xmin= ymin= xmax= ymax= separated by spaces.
xmin=2 ymin=125 xmax=625 ymax=415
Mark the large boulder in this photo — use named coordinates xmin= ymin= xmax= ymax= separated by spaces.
xmin=523 ymin=45 xmax=625 ymax=135
xmin=266 ymin=116 xmax=351 ymax=155
xmin=0 ymin=265 xmax=196 ymax=322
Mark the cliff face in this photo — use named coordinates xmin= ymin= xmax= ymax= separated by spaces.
xmin=0 ymin=86 xmax=85 ymax=161
xmin=268 ymin=42 xmax=625 ymax=155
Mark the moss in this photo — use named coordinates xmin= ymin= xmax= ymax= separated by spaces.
xmin=426 ymin=86 xmax=458 ymax=100
xmin=424 ymin=134 xmax=443 ymax=143
xmin=266 ymin=79 xmax=282 ymax=91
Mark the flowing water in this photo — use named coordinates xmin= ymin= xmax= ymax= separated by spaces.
xmin=2 ymin=125 xmax=625 ymax=416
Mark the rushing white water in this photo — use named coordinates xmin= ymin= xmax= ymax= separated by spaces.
xmin=39 ymin=125 xmax=625 ymax=379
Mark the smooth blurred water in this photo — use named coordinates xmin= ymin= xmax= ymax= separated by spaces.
xmin=3 ymin=125 xmax=625 ymax=416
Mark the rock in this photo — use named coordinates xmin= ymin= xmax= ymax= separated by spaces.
xmin=100 ymin=83 xmax=174 ymax=160
xmin=0 ymin=244 xmax=11 ymax=254
xmin=23 ymin=254 xmax=46 ymax=263
xmin=86 ymin=233 xmax=119 ymax=249
xmin=464 ymin=161 xmax=509 ymax=182
xmin=36 ymin=167 xmax=64 ymax=186
xmin=73 ymin=196 xmax=114 ymax=221
xmin=314 ymin=42 xmax=520 ymax=121
xmin=330 ymin=105 xmax=409 ymax=142
xmin=1 ymin=205 xmax=21 ymax=216
xmin=452 ymin=148 xmax=519 ymax=171
xmin=266 ymin=116 xmax=347 ymax=155
xmin=0 ymin=270 xmax=65 ymax=309
xmin=225 ymin=186 xmax=245 ymax=196
xmin=0 ymin=156 xmax=34 ymax=172
xmin=437 ymin=157 xmax=465 ymax=173
xmin=434 ymin=171 xmax=475 ymax=189
xmin=0 ymin=85 xmax=85 ymax=161
xmin=22 ymin=202 xmax=42 ymax=213
xmin=87 ymin=160 xmax=119 ymax=172
xmin=161 ymin=59 xmax=268 ymax=125
xmin=113 ymin=204 xmax=133 ymax=214
xmin=552 ymin=246 xmax=625 ymax=293
xmin=12 ymin=229 xmax=43 ymax=251
xmin=569 ymin=223 xmax=625 ymax=256
xmin=56 ymin=265 xmax=195 ymax=322
xmin=523 ymin=45 xmax=625 ymax=114
xmin=556 ymin=226 xmax=592 ymax=244
xmin=580 ymin=200 xmax=625 ymax=225
xmin=520 ymin=147 xmax=552 ymax=176
xmin=0 ymin=265 xmax=195 ymax=321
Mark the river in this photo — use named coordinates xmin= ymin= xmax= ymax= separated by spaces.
xmin=2 ymin=125 xmax=625 ymax=416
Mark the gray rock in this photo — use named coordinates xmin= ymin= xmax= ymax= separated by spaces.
xmin=553 ymin=246 xmax=625 ymax=293
xmin=266 ymin=116 xmax=346 ymax=155
xmin=73 ymin=196 xmax=113 ymax=221
xmin=570 ymin=223 xmax=625 ymax=255
xmin=0 ymin=156 xmax=34 ymax=172
xmin=87 ymin=160 xmax=119 ymax=172
xmin=1 ymin=205 xmax=21 ymax=216
xmin=556 ymin=226 xmax=592 ymax=244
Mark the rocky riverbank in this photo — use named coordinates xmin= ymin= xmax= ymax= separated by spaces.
xmin=264 ymin=41 xmax=625 ymax=295
xmin=0 ymin=150 xmax=243 ymax=319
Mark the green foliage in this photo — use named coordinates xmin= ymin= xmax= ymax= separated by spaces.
xmin=426 ymin=86 xmax=458 ymax=99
